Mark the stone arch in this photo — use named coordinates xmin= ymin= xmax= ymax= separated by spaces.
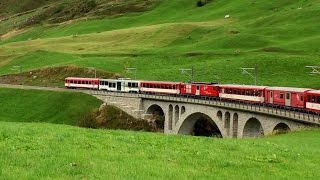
xmin=168 ymin=104 xmax=173 ymax=130
xmin=181 ymin=106 xmax=186 ymax=115
xmin=243 ymin=118 xmax=264 ymax=138
xmin=217 ymin=111 xmax=222 ymax=121
xmin=273 ymin=123 xmax=291 ymax=135
xmin=146 ymin=104 xmax=165 ymax=130
xmin=233 ymin=113 xmax=238 ymax=138
xmin=177 ymin=112 xmax=222 ymax=138
xmin=224 ymin=112 xmax=230 ymax=136
xmin=174 ymin=105 xmax=179 ymax=125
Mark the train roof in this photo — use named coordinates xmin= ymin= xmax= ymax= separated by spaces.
xmin=65 ymin=77 xmax=99 ymax=80
xmin=185 ymin=82 xmax=218 ymax=85
xmin=141 ymin=81 xmax=182 ymax=84
xmin=266 ymin=86 xmax=312 ymax=92
xmin=307 ymin=90 xmax=320 ymax=94
xmin=218 ymin=84 xmax=267 ymax=89
xmin=100 ymin=78 xmax=141 ymax=82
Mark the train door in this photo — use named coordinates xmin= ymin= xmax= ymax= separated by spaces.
xmin=269 ymin=91 xmax=273 ymax=104
xmin=196 ymin=85 xmax=200 ymax=96
xmin=285 ymin=92 xmax=291 ymax=106
xmin=117 ymin=81 xmax=122 ymax=91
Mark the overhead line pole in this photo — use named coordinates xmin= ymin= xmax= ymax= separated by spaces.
xmin=125 ymin=67 xmax=137 ymax=80
xmin=306 ymin=66 xmax=320 ymax=75
xmin=240 ymin=67 xmax=257 ymax=85
xmin=179 ymin=67 xmax=194 ymax=82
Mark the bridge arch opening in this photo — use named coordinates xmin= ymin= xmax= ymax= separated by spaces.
xmin=178 ymin=113 xmax=222 ymax=138
xmin=175 ymin=105 xmax=179 ymax=125
xmin=243 ymin=118 xmax=264 ymax=138
xmin=233 ymin=113 xmax=238 ymax=138
xmin=181 ymin=106 xmax=186 ymax=115
xmin=217 ymin=111 xmax=222 ymax=121
xmin=273 ymin=123 xmax=291 ymax=135
xmin=146 ymin=104 xmax=165 ymax=131
xmin=225 ymin=112 xmax=230 ymax=136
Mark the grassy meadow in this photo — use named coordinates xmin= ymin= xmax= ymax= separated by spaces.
xmin=0 ymin=121 xmax=319 ymax=179
xmin=0 ymin=88 xmax=102 ymax=125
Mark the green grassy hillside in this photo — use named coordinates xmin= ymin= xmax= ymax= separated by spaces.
xmin=0 ymin=0 xmax=319 ymax=88
xmin=0 ymin=122 xmax=319 ymax=179
xmin=0 ymin=88 xmax=102 ymax=125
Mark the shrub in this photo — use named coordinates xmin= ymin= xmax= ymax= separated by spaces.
xmin=196 ymin=0 xmax=211 ymax=7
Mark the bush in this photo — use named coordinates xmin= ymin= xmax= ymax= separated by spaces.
xmin=78 ymin=105 xmax=158 ymax=132
xmin=196 ymin=0 xmax=211 ymax=7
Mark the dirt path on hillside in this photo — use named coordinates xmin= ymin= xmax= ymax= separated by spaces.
xmin=0 ymin=83 xmax=90 ymax=94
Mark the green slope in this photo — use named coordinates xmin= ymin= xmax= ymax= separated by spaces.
xmin=0 ymin=122 xmax=319 ymax=179
xmin=0 ymin=0 xmax=319 ymax=88
xmin=0 ymin=88 xmax=102 ymax=125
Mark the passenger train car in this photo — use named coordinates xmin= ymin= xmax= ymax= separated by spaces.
xmin=64 ymin=77 xmax=320 ymax=113
xmin=65 ymin=77 xmax=99 ymax=89
xmin=306 ymin=90 xmax=320 ymax=112
xmin=99 ymin=78 xmax=140 ymax=93
xmin=218 ymin=84 xmax=267 ymax=103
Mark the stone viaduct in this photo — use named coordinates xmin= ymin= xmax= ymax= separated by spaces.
xmin=93 ymin=91 xmax=319 ymax=138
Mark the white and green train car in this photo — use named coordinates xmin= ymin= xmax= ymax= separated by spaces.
xmin=99 ymin=78 xmax=140 ymax=93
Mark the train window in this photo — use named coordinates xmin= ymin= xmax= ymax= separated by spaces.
xmin=128 ymin=82 xmax=132 ymax=87
xmin=197 ymin=86 xmax=200 ymax=90
xmin=246 ymin=90 xmax=249 ymax=95
xmin=300 ymin=95 xmax=304 ymax=101
xmin=233 ymin=90 xmax=237 ymax=94
xmin=286 ymin=93 xmax=290 ymax=99
xmin=317 ymin=97 xmax=320 ymax=103
xmin=270 ymin=91 xmax=273 ymax=98
xmin=312 ymin=96 xmax=315 ymax=102
xmin=237 ymin=90 xmax=240 ymax=95
xmin=280 ymin=93 xmax=284 ymax=99
xmin=308 ymin=95 xmax=311 ymax=102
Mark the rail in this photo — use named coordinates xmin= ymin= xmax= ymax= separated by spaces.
xmin=91 ymin=90 xmax=320 ymax=126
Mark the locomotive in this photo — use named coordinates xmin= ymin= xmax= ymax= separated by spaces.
xmin=64 ymin=77 xmax=320 ymax=112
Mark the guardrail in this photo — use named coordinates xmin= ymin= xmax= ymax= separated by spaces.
xmin=91 ymin=90 xmax=320 ymax=126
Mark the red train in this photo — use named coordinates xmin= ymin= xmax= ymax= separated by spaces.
xmin=65 ymin=77 xmax=320 ymax=113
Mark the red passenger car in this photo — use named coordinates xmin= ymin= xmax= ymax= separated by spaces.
xmin=306 ymin=90 xmax=320 ymax=112
xmin=140 ymin=81 xmax=182 ymax=94
xmin=265 ymin=87 xmax=311 ymax=108
xmin=180 ymin=82 xmax=219 ymax=97
xmin=65 ymin=77 xmax=99 ymax=89
xmin=218 ymin=84 xmax=267 ymax=103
